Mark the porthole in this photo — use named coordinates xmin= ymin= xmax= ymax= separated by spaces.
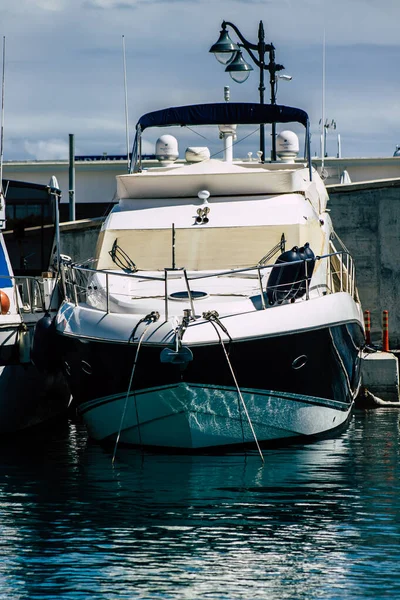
xmin=81 ymin=360 xmax=92 ymax=375
xmin=64 ymin=361 xmax=71 ymax=376
xmin=292 ymin=355 xmax=308 ymax=370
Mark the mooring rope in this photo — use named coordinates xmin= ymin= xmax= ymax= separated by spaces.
xmin=112 ymin=311 xmax=160 ymax=464
xmin=202 ymin=310 xmax=264 ymax=464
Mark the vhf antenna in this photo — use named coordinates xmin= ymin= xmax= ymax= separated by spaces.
xmin=0 ymin=36 xmax=5 ymax=197
xmin=0 ymin=36 xmax=6 ymax=230
xmin=122 ymin=35 xmax=130 ymax=173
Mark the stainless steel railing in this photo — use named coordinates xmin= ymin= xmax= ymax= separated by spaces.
xmin=0 ymin=274 xmax=47 ymax=314
xmin=61 ymin=248 xmax=358 ymax=319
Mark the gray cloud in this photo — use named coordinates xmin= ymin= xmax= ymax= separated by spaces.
xmin=1 ymin=0 xmax=399 ymax=160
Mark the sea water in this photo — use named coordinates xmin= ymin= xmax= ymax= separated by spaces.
xmin=0 ymin=409 xmax=400 ymax=599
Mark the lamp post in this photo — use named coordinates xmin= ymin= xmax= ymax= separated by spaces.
xmin=209 ymin=21 xmax=285 ymax=161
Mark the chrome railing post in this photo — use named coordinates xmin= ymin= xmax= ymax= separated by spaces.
xmin=305 ymin=259 xmax=310 ymax=300
xmin=37 ymin=279 xmax=45 ymax=311
xmin=164 ymin=269 xmax=168 ymax=321
xmin=72 ymin=269 xmax=78 ymax=307
xmin=12 ymin=276 xmax=21 ymax=315
xmin=26 ymin=278 xmax=32 ymax=312
xmin=183 ymin=269 xmax=196 ymax=317
xmin=257 ymin=266 xmax=267 ymax=309
xmin=106 ymin=272 xmax=110 ymax=313
xmin=340 ymin=253 xmax=343 ymax=292
xmin=60 ymin=263 xmax=67 ymax=300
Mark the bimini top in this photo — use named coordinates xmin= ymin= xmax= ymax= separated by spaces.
xmin=131 ymin=102 xmax=311 ymax=178
xmin=135 ymin=102 xmax=309 ymax=131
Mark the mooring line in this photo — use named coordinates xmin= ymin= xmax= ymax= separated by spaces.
xmin=203 ymin=311 xmax=264 ymax=464
xmin=112 ymin=312 xmax=159 ymax=464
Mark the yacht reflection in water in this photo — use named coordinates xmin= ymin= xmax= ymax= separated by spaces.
xmin=1 ymin=412 xmax=400 ymax=599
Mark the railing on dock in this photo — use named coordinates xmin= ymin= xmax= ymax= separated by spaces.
xmin=0 ymin=274 xmax=48 ymax=314
xmin=61 ymin=247 xmax=358 ymax=319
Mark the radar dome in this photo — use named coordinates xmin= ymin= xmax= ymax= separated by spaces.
xmin=185 ymin=147 xmax=211 ymax=163
xmin=155 ymin=135 xmax=179 ymax=163
xmin=276 ymin=130 xmax=299 ymax=163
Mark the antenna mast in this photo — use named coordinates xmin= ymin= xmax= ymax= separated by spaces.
xmin=122 ymin=35 xmax=130 ymax=173
xmin=0 ymin=36 xmax=5 ymax=196
xmin=321 ymin=28 xmax=325 ymax=170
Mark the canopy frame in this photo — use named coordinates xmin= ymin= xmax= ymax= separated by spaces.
xmin=131 ymin=102 xmax=312 ymax=180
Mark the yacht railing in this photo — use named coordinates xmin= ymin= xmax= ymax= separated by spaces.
xmin=0 ymin=274 xmax=47 ymax=314
xmin=61 ymin=248 xmax=358 ymax=319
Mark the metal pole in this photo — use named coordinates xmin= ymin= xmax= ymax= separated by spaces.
xmin=54 ymin=190 xmax=61 ymax=273
xmin=269 ymin=44 xmax=277 ymax=161
xmin=257 ymin=21 xmax=265 ymax=163
xmin=69 ymin=133 xmax=76 ymax=221
xmin=164 ymin=269 xmax=168 ymax=321
xmin=122 ymin=35 xmax=130 ymax=173
xmin=172 ymin=223 xmax=176 ymax=269
xmin=106 ymin=272 xmax=110 ymax=313
xmin=321 ymin=29 xmax=326 ymax=168
xmin=0 ymin=37 xmax=5 ymax=197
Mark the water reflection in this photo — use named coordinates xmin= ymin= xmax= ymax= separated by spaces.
xmin=0 ymin=411 xmax=399 ymax=598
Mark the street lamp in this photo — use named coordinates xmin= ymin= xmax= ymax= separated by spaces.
xmin=225 ymin=50 xmax=253 ymax=83
xmin=209 ymin=20 xmax=285 ymax=161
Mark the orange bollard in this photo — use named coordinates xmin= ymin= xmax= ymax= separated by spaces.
xmin=364 ymin=310 xmax=371 ymax=345
xmin=382 ymin=310 xmax=389 ymax=352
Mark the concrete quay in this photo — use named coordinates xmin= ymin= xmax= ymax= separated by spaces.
xmin=358 ymin=351 xmax=400 ymax=406
xmin=59 ymin=217 xmax=103 ymax=264
xmin=327 ymin=177 xmax=400 ymax=348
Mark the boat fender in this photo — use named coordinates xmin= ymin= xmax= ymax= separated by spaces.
xmin=297 ymin=243 xmax=315 ymax=298
xmin=18 ymin=324 xmax=31 ymax=364
xmin=31 ymin=313 xmax=60 ymax=372
xmin=0 ymin=290 xmax=10 ymax=315
xmin=266 ymin=246 xmax=303 ymax=305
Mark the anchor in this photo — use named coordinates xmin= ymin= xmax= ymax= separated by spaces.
xmin=160 ymin=346 xmax=193 ymax=365
xmin=160 ymin=309 xmax=194 ymax=366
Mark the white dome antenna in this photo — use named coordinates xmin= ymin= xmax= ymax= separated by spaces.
xmin=155 ymin=135 xmax=179 ymax=164
xmin=185 ymin=147 xmax=211 ymax=163
xmin=276 ymin=130 xmax=299 ymax=163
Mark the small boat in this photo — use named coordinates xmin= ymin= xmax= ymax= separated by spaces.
xmin=55 ymin=102 xmax=365 ymax=451
xmin=0 ymin=181 xmax=70 ymax=434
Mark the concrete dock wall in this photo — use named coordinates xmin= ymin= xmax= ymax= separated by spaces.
xmin=60 ymin=217 xmax=103 ymax=265
xmin=328 ymin=178 xmax=400 ymax=347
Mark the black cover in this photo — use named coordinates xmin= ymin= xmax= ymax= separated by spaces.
xmin=1 ymin=179 xmax=57 ymax=276
xmin=136 ymin=102 xmax=309 ymax=131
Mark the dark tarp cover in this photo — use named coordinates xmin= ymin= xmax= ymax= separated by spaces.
xmin=1 ymin=179 xmax=57 ymax=276
xmin=136 ymin=102 xmax=309 ymax=131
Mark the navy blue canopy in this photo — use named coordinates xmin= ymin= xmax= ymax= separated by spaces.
xmin=136 ymin=102 xmax=309 ymax=131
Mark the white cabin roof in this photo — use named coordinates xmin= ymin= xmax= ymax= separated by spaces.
xmin=116 ymin=159 xmax=313 ymax=200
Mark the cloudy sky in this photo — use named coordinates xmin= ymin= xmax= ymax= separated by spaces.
xmin=1 ymin=0 xmax=399 ymax=161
